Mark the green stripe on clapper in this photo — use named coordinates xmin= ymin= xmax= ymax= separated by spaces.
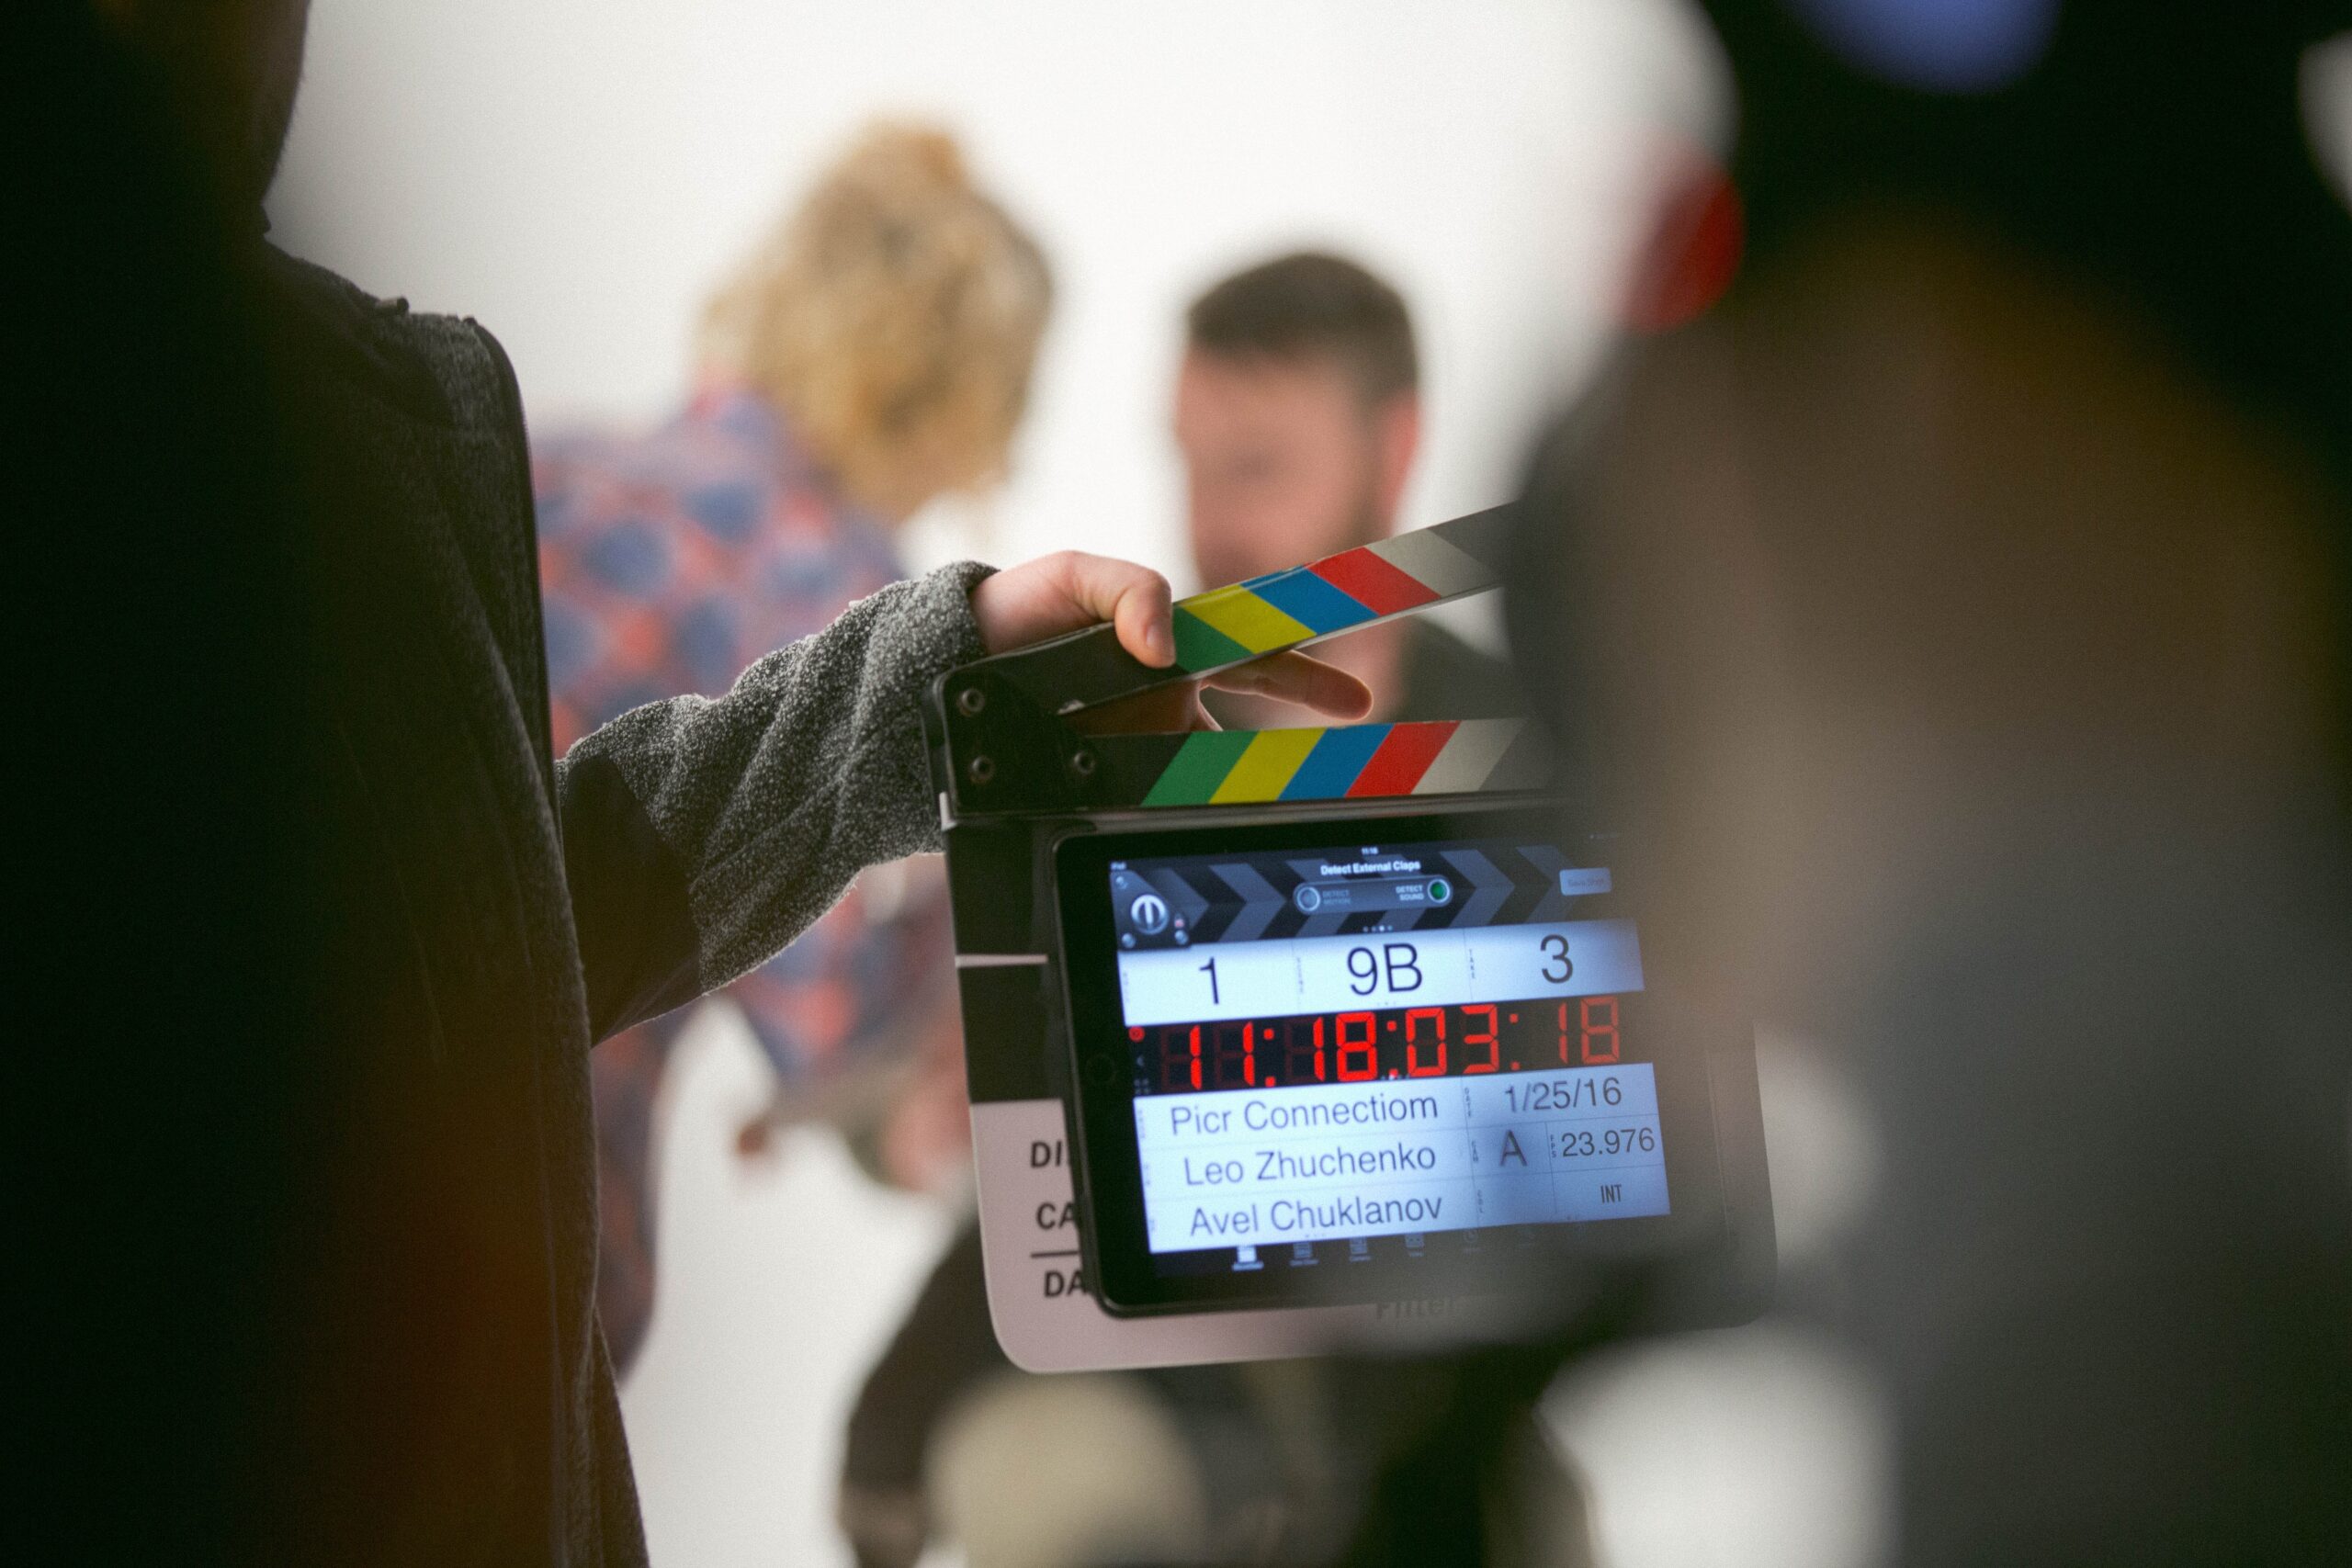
xmin=1141 ymin=728 xmax=1258 ymax=806
xmin=1171 ymin=605 xmax=1253 ymax=672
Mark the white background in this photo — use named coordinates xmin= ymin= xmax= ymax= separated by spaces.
xmin=268 ymin=0 xmax=1717 ymax=594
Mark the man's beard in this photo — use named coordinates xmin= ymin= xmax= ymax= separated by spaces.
xmin=1198 ymin=470 xmax=1389 ymax=592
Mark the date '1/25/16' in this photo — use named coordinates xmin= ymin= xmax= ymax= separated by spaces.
xmin=1135 ymin=997 xmax=1626 ymax=1095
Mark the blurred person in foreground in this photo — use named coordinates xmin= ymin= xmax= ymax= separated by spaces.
xmin=533 ymin=123 xmax=1047 ymax=1373
xmin=1493 ymin=1 xmax=2351 ymax=1564
xmin=837 ymin=254 xmax=1577 ymax=1568
xmin=16 ymin=6 xmax=1374 ymax=1566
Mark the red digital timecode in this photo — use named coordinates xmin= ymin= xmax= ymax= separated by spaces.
xmin=1136 ymin=998 xmax=1623 ymax=1093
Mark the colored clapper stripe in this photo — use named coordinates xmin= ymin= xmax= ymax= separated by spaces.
xmin=1163 ymin=524 xmax=1506 ymax=672
xmin=1349 ymin=722 xmax=1459 ymax=796
xmin=1309 ymin=547 xmax=1441 ymax=616
xmin=1280 ymin=725 xmax=1391 ymax=800
xmin=1179 ymin=585 xmax=1314 ymax=657
xmin=1132 ymin=719 xmax=1530 ymax=806
xmin=1368 ymin=527 xmax=1494 ymax=596
xmin=1247 ymin=568 xmax=1377 ymax=634
xmin=1170 ymin=606 xmax=1252 ymax=671
xmin=1209 ymin=728 xmax=1326 ymax=804
xmin=1413 ymin=719 xmax=1523 ymax=795
xmin=1141 ymin=729 xmax=1259 ymax=806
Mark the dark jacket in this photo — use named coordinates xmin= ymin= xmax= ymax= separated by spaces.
xmin=248 ymin=250 xmax=988 ymax=1564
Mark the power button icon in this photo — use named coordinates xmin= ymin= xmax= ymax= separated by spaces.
xmin=1129 ymin=893 xmax=1170 ymax=935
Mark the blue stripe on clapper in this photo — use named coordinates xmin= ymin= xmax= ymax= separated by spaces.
xmin=1281 ymin=725 xmax=1391 ymax=800
xmin=1249 ymin=568 xmax=1377 ymax=635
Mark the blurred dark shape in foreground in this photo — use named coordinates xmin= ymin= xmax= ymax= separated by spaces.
xmin=839 ymin=1220 xmax=1597 ymax=1568
xmin=1710 ymin=0 xmax=2352 ymax=503
xmin=11 ymin=3 xmax=321 ymax=1562
xmin=1496 ymin=1 xmax=2352 ymax=1563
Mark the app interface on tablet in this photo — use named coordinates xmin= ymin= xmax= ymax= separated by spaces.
xmin=1108 ymin=834 xmax=1668 ymax=1274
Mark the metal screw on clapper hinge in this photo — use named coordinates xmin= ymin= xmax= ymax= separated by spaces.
xmin=956 ymin=685 xmax=992 ymax=785
xmin=1068 ymin=749 xmax=1096 ymax=780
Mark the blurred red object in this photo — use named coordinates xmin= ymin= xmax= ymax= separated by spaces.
xmin=1624 ymin=152 xmax=1745 ymax=333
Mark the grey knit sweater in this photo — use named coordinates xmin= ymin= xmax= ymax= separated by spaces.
xmin=253 ymin=249 xmax=987 ymax=1566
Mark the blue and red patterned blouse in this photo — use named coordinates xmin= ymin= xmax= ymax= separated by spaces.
xmin=534 ymin=386 xmax=955 ymax=1369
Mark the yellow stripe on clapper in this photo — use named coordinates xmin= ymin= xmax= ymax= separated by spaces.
xmin=1209 ymin=728 xmax=1326 ymax=804
xmin=1181 ymin=586 xmax=1315 ymax=655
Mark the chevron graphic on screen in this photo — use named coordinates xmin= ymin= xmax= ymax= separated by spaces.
xmin=1112 ymin=839 xmax=1602 ymax=948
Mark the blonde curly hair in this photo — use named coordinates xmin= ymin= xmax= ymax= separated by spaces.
xmin=699 ymin=123 xmax=1053 ymax=519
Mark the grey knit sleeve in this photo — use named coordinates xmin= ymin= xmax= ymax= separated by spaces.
xmin=556 ymin=560 xmax=992 ymax=1027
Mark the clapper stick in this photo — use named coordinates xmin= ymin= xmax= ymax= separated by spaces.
xmin=933 ymin=503 xmax=1544 ymax=817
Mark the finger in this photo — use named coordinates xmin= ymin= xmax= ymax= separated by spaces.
xmin=1102 ymin=561 xmax=1176 ymax=668
xmin=1204 ymin=651 xmax=1374 ymax=720
xmin=971 ymin=552 xmax=1177 ymax=660
xmin=1055 ymin=552 xmax=1174 ymax=668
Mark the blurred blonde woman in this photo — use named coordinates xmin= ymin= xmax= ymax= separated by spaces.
xmin=532 ymin=122 xmax=1051 ymax=1373
xmin=696 ymin=123 xmax=1051 ymax=523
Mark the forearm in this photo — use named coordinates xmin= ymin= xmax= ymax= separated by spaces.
xmin=558 ymin=561 xmax=991 ymax=1038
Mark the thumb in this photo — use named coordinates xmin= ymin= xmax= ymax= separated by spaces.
xmin=974 ymin=551 xmax=1176 ymax=665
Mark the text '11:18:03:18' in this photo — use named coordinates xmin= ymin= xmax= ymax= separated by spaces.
xmin=1134 ymin=997 xmax=1625 ymax=1094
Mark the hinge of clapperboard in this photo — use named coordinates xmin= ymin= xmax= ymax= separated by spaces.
xmin=933 ymin=504 xmax=1545 ymax=816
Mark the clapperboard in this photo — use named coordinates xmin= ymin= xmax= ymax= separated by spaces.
xmin=922 ymin=506 xmax=1774 ymax=1372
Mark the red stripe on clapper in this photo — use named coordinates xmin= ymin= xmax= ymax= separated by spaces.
xmin=1310 ymin=548 xmax=1442 ymax=616
xmin=1348 ymin=721 xmax=1457 ymax=797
